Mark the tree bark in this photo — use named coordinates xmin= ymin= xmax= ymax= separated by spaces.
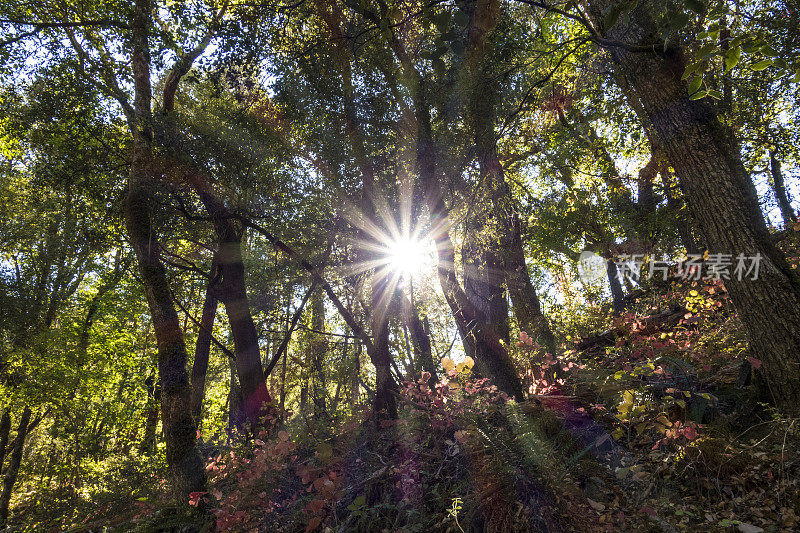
xmin=769 ymin=150 xmax=797 ymax=227
xmin=125 ymin=0 xmax=204 ymax=501
xmin=190 ymin=259 xmax=220 ymax=423
xmin=606 ymin=259 xmax=626 ymax=314
xmin=587 ymin=0 xmax=800 ymax=415
xmin=400 ymin=293 xmax=438 ymax=384
xmin=310 ymin=286 xmax=328 ymax=419
xmin=140 ymin=374 xmax=160 ymax=454
xmin=187 ymin=179 xmax=271 ymax=426
xmin=317 ymin=0 xmax=399 ymax=418
xmin=0 ymin=407 xmax=31 ymax=528
xmin=0 ymin=409 xmax=9 ymax=476
xmin=467 ymin=0 xmax=558 ymax=357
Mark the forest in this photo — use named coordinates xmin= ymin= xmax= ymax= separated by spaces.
xmin=0 ymin=0 xmax=799 ymax=531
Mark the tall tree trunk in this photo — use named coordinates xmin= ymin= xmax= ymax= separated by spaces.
xmin=660 ymin=164 xmax=701 ymax=254
xmin=369 ymin=272 xmax=398 ymax=418
xmin=769 ymin=150 xmax=797 ymax=227
xmin=317 ymin=0 xmax=398 ymax=418
xmin=310 ymin=287 xmax=328 ymax=419
xmin=187 ymin=180 xmax=271 ymax=426
xmin=380 ymin=19 xmax=525 ymax=399
xmin=0 ymin=409 xmax=9 ymax=476
xmin=587 ymin=0 xmax=800 ymax=415
xmin=279 ymin=347 xmax=288 ymax=417
xmin=462 ymin=219 xmax=511 ymax=347
xmin=227 ymin=356 xmax=244 ymax=431
xmin=191 ymin=260 xmax=220 ymax=423
xmin=125 ymin=0 xmax=204 ymax=501
xmin=606 ymin=259 xmax=626 ymax=314
xmin=467 ymin=0 xmax=558 ymax=357
xmin=140 ymin=374 xmax=160 ymax=454
xmin=0 ymin=407 xmax=31 ymax=528
xmin=400 ymin=293 xmax=438 ymax=384
xmin=351 ymin=338 xmax=361 ymax=407
xmin=412 ymin=81 xmax=524 ymax=399
xmin=330 ymin=331 xmax=347 ymax=414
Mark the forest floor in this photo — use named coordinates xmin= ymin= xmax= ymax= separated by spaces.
xmin=9 ymin=275 xmax=800 ymax=533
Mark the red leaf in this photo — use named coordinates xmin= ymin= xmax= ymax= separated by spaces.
xmin=640 ymin=506 xmax=657 ymax=517
xmin=305 ymin=516 xmax=323 ymax=533
xmin=748 ymin=357 xmax=762 ymax=369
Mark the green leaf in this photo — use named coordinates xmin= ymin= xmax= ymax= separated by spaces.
xmin=742 ymin=39 xmax=762 ymax=53
xmin=751 ymin=59 xmax=774 ymax=71
xmin=761 ymin=45 xmax=779 ymax=57
xmin=724 ymin=46 xmax=741 ymax=72
xmin=687 ymin=75 xmax=703 ymax=95
xmin=682 ymin=60 xmax=704 ymax=79
xmin=697 ymin=41 xmax=716 ymax=58
xmin=689 ymin=89 xmax=708 ymax=100
xmin=669 ymin=12 xmax=690 ymax=29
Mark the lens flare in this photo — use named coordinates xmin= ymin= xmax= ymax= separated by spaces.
xmin=386 ymin=236 xmax=427 ymax=277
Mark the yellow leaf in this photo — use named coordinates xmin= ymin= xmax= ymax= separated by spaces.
xmin=463 ymin=356 xmax=475 ymax=369
xmin=441 ymin=357 xmax=455 ymax=371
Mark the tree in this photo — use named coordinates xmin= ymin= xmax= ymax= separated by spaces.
xmin=582 ymin=0 xmax=800 ymax=414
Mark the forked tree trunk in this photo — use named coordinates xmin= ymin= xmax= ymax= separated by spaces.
xmin=412 ymin=79 xmax=525 ymax=400
xmin=400 ymin=294 xmax=438 ymax=384
xmin=317 ymin=0 xmax=399 ymax=418
xmin=0 ymin=407 xmax=30 ymax=528
xmin=188 ymin=180 xmax=271 ymax=426
xmin=125 ymin=0 xmax=204 ymax=501
xmin=587 ymin=0 xmax=800 ymax=414
xmin=468 ymin=0 xmax=558 ymax=357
